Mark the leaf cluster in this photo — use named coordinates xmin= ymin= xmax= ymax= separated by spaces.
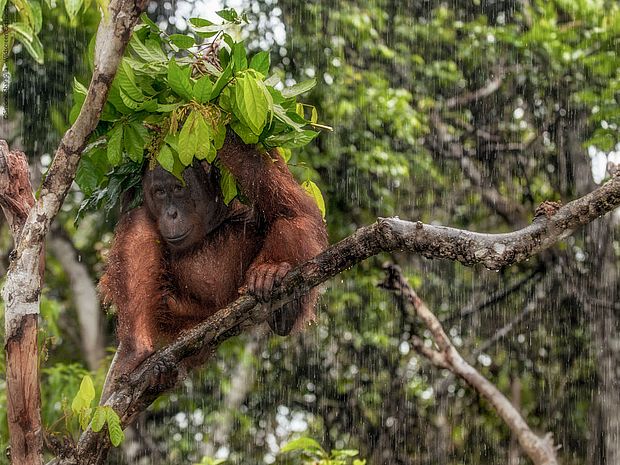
xmin=279 ymin=437 xmax=366 ymax=465
xmin=0 ymin=0 xmax=103 ymax=67
xmin=1 ymin=0 xmax=44 ymax=66
xmin=73 ymin=10 xmax=328 ymax=219
xmin=70 ymin=375 xmax=124 ymax=446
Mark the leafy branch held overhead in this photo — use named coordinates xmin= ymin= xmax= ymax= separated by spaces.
xmin=73 ymin=11 xmax=330 ymax=221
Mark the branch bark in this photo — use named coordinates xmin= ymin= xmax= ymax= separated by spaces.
xmin=380 ymin=263 xmax=558 ymax=465
xmin=54 ymin=169 xmax=620 ymax=464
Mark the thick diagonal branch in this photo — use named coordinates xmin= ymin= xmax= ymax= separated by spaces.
xmin=380 ymin=264 xmax=558 ymax=465
xmin=63 ymin=170 xmax=620 ymax=464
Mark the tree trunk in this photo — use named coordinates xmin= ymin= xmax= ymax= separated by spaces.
xmin=5 ymin=314 xmax=43 ymax=464
xmin=0 ymin=143 xmax=44 ymax=464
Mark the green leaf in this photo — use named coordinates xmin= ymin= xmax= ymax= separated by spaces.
xmin=213 ymin=124 xmax=226 ymax=150
xmin=71 ymin=375 xmax=96 ymax=417
xmin=219 ymin=46 xmax=231 ymax=69
xmin=91 ymin=406 xmax=107 ymax=432
xmin=273 ymin=105 xmax=305 ymax=131
xmin=168 ymin=59 xmax=193 ymax=101
xmin=277 ymin=147 xmax=292 ymax=162
xmin=119 ymin=90 xmax=141 ymax=110
xmin=137 ymin=99 xmax=158 ymax=112
xmin=9 ymin=23 xmax=43 ymax=64
xmin=332 ymin=449 xmax=359 ymax=458
xmin=73 ymin=78 xmax=88 ymax=96
xmin=231 ymin=42 xmax=247 ymax=72
xmin=216 ymin=8 xmax=238 ymax=22
xmin=249 ymin=51 xmax=270 ymax=76
xmin=265 ymin=130 xmax=318 ymax=149
xmin=310 ymin=106 xmax=318 ymax=124
xmin=64 ymin=0 xmax=83 ymax=21
xmin=105 ymin=408 xmax=124 ymax=447
xmin=164 ymin=133 xmax=179 ymax=152
xmin=194 ymin=113 xmax=212 ymax=160
xmin=192 ymin=24 xmax=221 ymax=38
xmin=301 ymin=180 xmax=326 ymax=219
xmin=178 ymin=111 xmax=199 ymax=165
xmin=0 ymin=0 xmax=7 ymax=20
xmin=169 ymin=34 xmax=195 ymax=49
xmin=157 ymin=144 xmax=175 ymax=173
xmin=193 ymin=76 xmax=213 ymax=104
xmin=140 ymin=13 xmax=160 ymax=32
xmin=107 ymin=125 xmax=123 ymax=165
xmin=231 ymin=121 xmax=259 ymax=145
xmin=30 ymin=0 xmax=42 ymax=33
xmin=211 ymin=62 xmax=233 ymax=98
xmin=100 ymin=103 xmax=120 ymax=122
xmin=124 ymin=122 xmax=146 ymax=163
xmin=189 ymin=17 xmax=214 ymax=28
xmin=156 ymin=102 xmax=181 ymax=113
xmin=130 ymin=35 xmax=167 ymax=62
xmin=69 ymin=96 xmax=85 ymax=124
xmin=219 ymin=165 xmax=238 ymax=204
xmin=69 ymin=78 xmax=87 ymax=124
xmin=79 ymin=408 xmax=92 ymax=430
xmin=218 ymin=86 xmax=233 ymax=113
xmin=76 ymin=147 xmax=108 ymax=195
xmin=280 ymin=437 xmax=324 ymax=454
xmin=106 ymin=84 xmax=133 ymax=115
xmin=264 ymin=74 xmax=281 ymax=87
xmin=232 ymin=73 xmax=268 ymax=135
xmin=281 ymin=78 xmax=317 ymax=98
xmin=117 ymin=60 xmax=144 ymax=102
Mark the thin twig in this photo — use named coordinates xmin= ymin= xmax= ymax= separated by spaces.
xmin=380 ymin=264 xmax=559 ymax=465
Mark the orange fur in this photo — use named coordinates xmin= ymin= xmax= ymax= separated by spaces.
xmin=100 ymin=136 xmax=327 ymax=396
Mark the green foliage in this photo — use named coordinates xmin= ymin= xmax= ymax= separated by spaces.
xmin=90 ymin=406 xmax=124 ymax=447
xmin=69 ymin=375 xmax=124 ymax=446
xmin=0 ymin=0 xmax=98 ymax=68
xmin=301 ymin=180 xmax=326 ymax=219
xmin=71 ymin=375 xmax=95 ymax=429
xmin=1 ymin=0 xmax=44 ymax=66
xmin=279 ymin=437 xmax=366 ymax=465
xmin=73 ymin=10 xmax=329 ymax=219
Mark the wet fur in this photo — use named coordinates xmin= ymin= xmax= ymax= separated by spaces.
xmin=99 ymin=135 xmax=327 ymax=397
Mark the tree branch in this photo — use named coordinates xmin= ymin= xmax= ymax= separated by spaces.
xmin=445 ymin=70 xmax=506 ymax=109
xmin=57 ymin=169 xmax=620 ymax=464
xmin=380 ymin=264 xmax=558 ymax=465
xmin=428 ymin=111 xmax=528 ymax=226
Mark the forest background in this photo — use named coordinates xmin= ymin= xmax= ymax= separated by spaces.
xmin=1 ymin=1 xmax=619 ymax=464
